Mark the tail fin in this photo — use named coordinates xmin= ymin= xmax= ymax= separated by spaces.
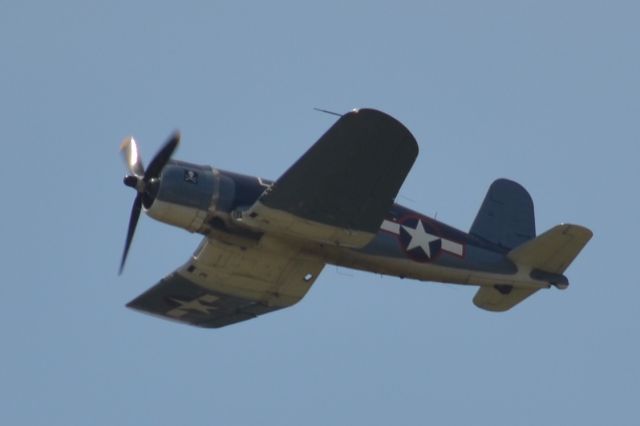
xmin=507 ymin=224 xmax=593 ymax=277
xmin=470 ymin=180 xmax=592 ymax=312
xmin=470 ymin=179 xmax=535 ymax=250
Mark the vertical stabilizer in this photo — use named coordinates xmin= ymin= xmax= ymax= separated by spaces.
xmin=470 ymin=179 xmax=535 ymax=249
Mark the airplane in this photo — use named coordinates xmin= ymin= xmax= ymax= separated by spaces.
xmin=119 ymin=108 xmax=592 ymax=328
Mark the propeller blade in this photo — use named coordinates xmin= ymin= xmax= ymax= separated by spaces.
xmin=145 ymin=131 xmax=180 ymax=182
xmin=120 ymin=137 xmax=145 ymax=177
xmin=119 ymin=131 xmax=180 ymax=275
xmin=119 ymin=193 xmax=143 ymax=275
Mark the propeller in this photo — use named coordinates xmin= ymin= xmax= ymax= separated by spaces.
xmin=119 ymin=132 xmax=180 ymax=274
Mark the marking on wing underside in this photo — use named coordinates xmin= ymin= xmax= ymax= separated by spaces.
xmin=167 ymin=294 xmax=219 ymax=318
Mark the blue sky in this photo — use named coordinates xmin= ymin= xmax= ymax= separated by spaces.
xmin=1 ymin=1 xmax=638 ymax=425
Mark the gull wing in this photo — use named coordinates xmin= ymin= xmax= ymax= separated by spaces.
xmin=237 ymin=108 xmax=418 ymax=247
xmin=127 ymin=236 xmax=324 ymax=328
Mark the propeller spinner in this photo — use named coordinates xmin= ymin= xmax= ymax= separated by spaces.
xmin=119 ymin=132 xmax=180 ymax=274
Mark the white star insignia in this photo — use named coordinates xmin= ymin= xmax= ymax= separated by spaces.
xmin=402 ymin=220 xmax=441 ymax=258
xmin=167 ymin=295 xmax=219 ymax=318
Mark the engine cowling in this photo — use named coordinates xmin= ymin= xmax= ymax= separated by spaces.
xmin=144 ymin=160 xmax=273 ymax=236
xmin=145 ymin=160 xmax=217 ymax=232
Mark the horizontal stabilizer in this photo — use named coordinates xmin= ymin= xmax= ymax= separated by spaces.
xmin=473 ymin=286 xmax=540 ymax=312
xmin=507 ymin=224 xmax=593 ymax=275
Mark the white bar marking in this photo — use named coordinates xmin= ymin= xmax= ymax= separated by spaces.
xmin=442 ymin=239 xmax=464 ymax=256
xmin=381 ymin=220 xmax=400 ymax=234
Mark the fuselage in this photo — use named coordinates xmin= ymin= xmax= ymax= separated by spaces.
xmin=145 ymin=161 xmax=552 ymax=291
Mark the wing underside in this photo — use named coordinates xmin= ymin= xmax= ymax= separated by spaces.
xmin=127 ymin=272 xmax=284 ymax=328
xmin=127 ymin=236 xmax=325 ymax=328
